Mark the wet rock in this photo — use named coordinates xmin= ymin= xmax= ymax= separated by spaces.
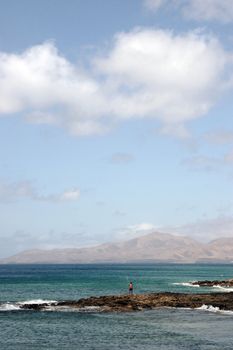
xmin=19 ymin=292 xmax=233 ymax=312
xmin=19 ymin=303 xmax=53 ymax=311
xmin=191 ymin=279 xmax=233 ymax=287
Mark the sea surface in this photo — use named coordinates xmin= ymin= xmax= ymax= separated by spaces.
xmin=0 ymin=263 xmax=233 ymax=349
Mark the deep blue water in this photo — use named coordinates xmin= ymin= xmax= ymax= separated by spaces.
xmin=0 ymin=264 xmax=233 ymax=349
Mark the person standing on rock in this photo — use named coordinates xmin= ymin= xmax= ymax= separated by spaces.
xmin=128 ymin=281 xmax=133 ymax=295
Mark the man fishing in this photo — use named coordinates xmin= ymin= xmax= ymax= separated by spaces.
xmin=128 ymin=281 xmax=133 ymax=295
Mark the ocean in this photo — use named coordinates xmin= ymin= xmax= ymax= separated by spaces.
xmin=0 ymin=263 xmax=233 ymax=349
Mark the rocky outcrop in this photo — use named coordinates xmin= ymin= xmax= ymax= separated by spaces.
xmin=18 ymin=292 xmax=233 ymax=312
xmin=191 ymin=279 xmax=233 ymax=287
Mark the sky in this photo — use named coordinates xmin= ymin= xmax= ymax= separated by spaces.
xmin=0 ymin=0 xmax=233 ymax=257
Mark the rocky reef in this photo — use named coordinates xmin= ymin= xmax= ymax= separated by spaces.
xmin=191 ymin=279 xmax=233 ymax=287
xmin=18 ymin=292 xmax=233 ymax=312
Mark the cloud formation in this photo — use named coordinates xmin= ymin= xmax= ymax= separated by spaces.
xmin=183 ymin=0 xmax=233 ymax=23
xmin=144 ymin=0 xmax=165 ymax=11
xmin=0 ymin=180 xmax=80 ymax=203
xmin=114 ymin=222 xmax=158 ymax=241
xmin=144 ymin=0 xmax=233 ymax=23
xmin=0 ymin=29 xmax=232 ymax=136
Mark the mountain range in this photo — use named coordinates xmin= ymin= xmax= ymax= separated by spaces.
xmin=1 ymin=232 xmax=233 ymax=264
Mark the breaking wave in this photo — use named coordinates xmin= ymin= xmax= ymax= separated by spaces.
xmin=0 ymin=300 xmax=101 ymax=312
xmin=1 ymin=299 xmax=233 ymax=316
xmin=212 ymin=285 xmax=233 ymax=292
xmin=173 ymin=282 xmax=200 ymax=288
xmin=18 ymin=299 xmax=57 ymax=305
xmin=174 ymin=282 xmax=233 ymax=292
xmin=196 ymin=304 xmax=233 ymax=315
xmin=0 ymin=299 xmax=57 ymax=311
xmin=0 ymin=303 xmax=21 ymax=311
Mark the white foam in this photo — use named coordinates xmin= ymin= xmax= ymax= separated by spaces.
xmin=173 ymin=282 xmax=200 ymax=288
xmin=17 ymin=299 xmax=57 ymax=305
xmin=212 ymin=285 xmax=233 ymax=292
xmin=0 ymin=303 xmax=21 ymax=311
xmin=0 ymin=299 xmax=58 ymax=311
xmin=173 ymin=282 xmax=233 ymax=290
xmin=197 ymin=304 xmax=220 ymax=312
xmin=43 ymin=305 xmax=101 ymax=312
xmin=196 ymin=304 xmax=233 ymax=315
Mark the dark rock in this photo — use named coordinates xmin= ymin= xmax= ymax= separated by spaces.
xmin=18 ymin=292 xmax=233 ymax=312
xmin=19 ymin=303 xmax=52 ymax=311
xmin=191 ymin=279 xmax=233 ymax=287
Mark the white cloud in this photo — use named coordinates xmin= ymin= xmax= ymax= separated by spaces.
xmin=59 ymin=189 xmax=80 ymax=201
xmin=144 ymin=0 xmax=233 ymax=23
xmin=0 ymin=181 xmax=80 ymax=203
xmin=96 ymin=29 xmax=231 ymax=124
xmin=0 ymin=31 xmax=232 ymax=136
xmin=114 ymin=222 xmax=158 ymax=241
xmin=183 ymin=0 xmax=233 ymax=23
xmin=144 ymin=0 xmax=166 ymax=12
xmin=0 ymin=42 xmax=107 ymax=136
xmin=130 ymin=223 xmax=156 ymax=231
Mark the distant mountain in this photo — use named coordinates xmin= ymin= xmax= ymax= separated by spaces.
xmin=1 ymin=232 xmax=233 ymax=264
xmin=207 ymin=237 xmax=233 ymax=261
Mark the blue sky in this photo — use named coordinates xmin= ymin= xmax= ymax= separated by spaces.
xmin=0 ymin=0 xmax=233 ymax=257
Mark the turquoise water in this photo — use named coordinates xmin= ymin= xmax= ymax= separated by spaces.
xmin=0 ymin=264 xmax=233 ymax=349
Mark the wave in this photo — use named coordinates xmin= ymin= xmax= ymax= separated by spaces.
xmin=0 ymin=303 xmax=21 ymax=311
xmin=0 ymin=299 xmax=57 ymax=311
xmin=173 ymin=282 xmax=200 ymax=288
xmin=17 ymin=299 xmax=57 ymax=305
xmin=174 ymin=282 xmax=233 ymax=292
xmin=212 ymin=285 xmax=233 ymax=292
xmin=0 ymin=300 xmax=102 ymax=313
xmin=196 ymin=304 xmax=233 ymax=315
xmin=167 ymin=304 xmax=233 ymax=315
